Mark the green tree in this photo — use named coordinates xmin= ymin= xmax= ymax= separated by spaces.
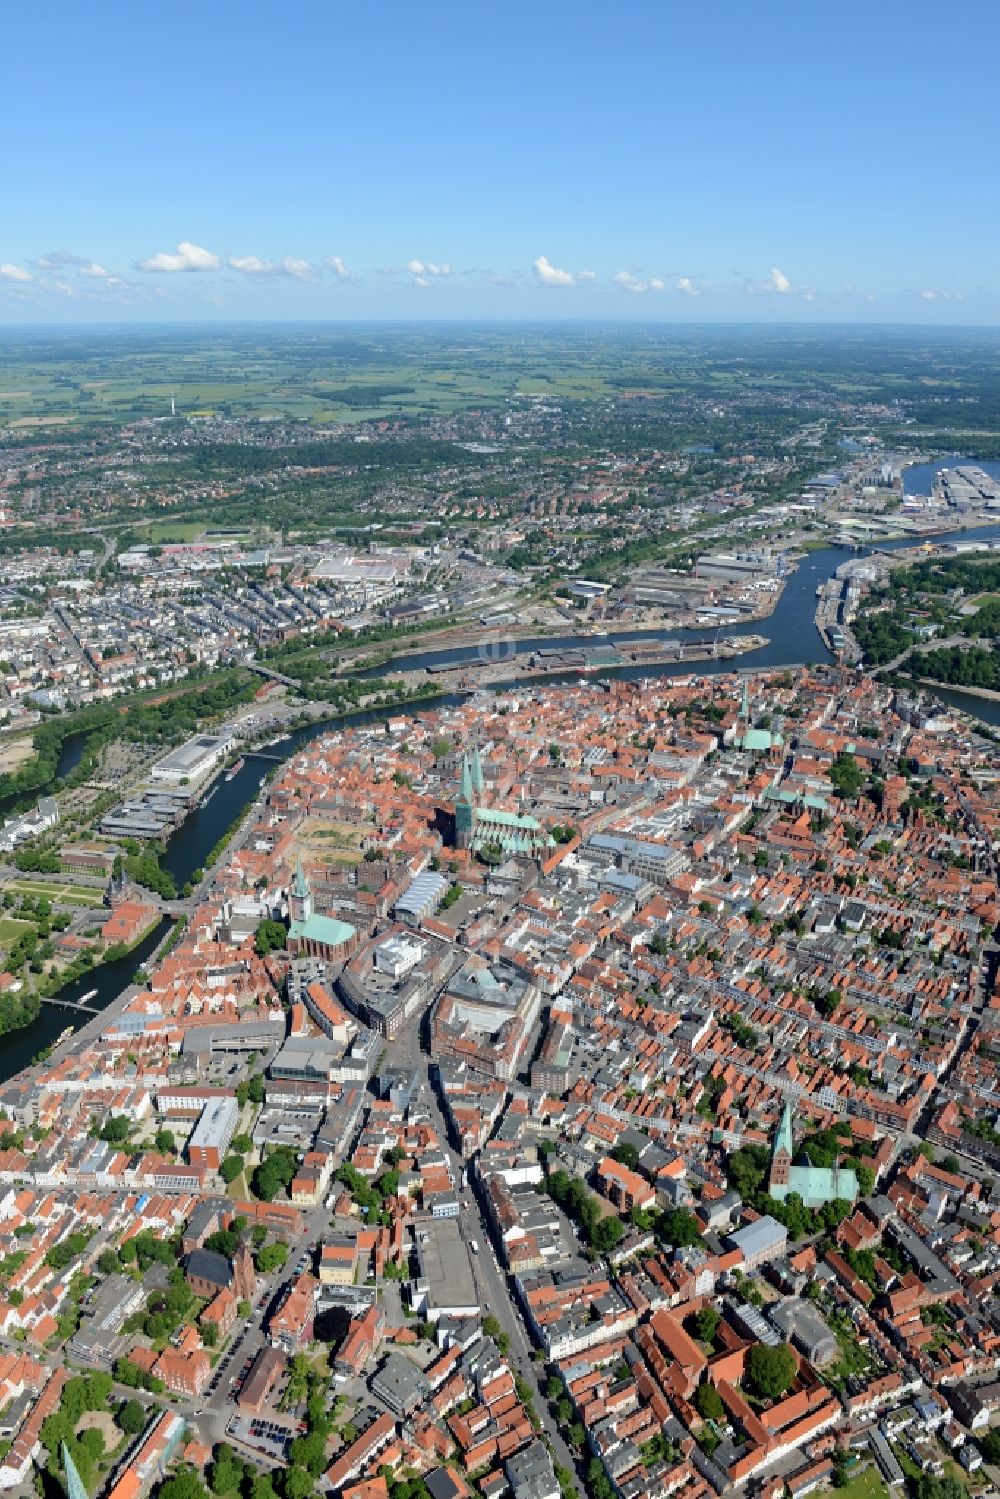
xmin=695 ymin=1382 xmax=724 ymax=1421
xmin=254 ymin=918 xmax=287 ymax=957
xmin=979 ymin=1429 xmax=1000 ymax=1465
xmin=159 ymin=1472 xmax=211 ymax=1499
xmin=744 ymin=1342 xmax=797 ymax=1400
xmin=210 ymin=1444 xmax=244 ymax=1496
xmin=96 ymin=1114 xmax=131 ymax=1144
xmin=591 ymin=1215 xmax=625 ymax=1254
xmin=282 ymin=1467 xmax=315 ymax=1499
xmin=829 ymin=751 xmax=864 ymax=800
xmin=288 ymin=1430 xmax=328 ymax=1476
xmin=255 ymin=1242 xmax=289 ymax=1273
xmin=659 ymin=1208 xmax=702 ymax=1248
xmin=248 ymin=1477 xmax=279 ymax=1499
xmin=116 ymin=1400 xmax=147 ymax=1436
xmin=693 ymin=1306 xmax=721 ymax=1345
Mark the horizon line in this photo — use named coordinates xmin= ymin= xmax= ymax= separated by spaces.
xmin=2 ymin=316 xmax=1000 ymax=333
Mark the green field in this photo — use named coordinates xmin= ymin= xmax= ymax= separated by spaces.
xmin=7 ymin=880 xmax=107 ymax=907
xmin=828 ymin=1466 xmax=889 ymax=1499
xmin=0 ymin=917 xmax=33 ymax=945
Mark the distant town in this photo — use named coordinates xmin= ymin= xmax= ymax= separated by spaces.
xmin=2 ymin=327 xmax=1000 ymax=1499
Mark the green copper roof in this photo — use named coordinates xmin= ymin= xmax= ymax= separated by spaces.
xmin=63 ymin=1444 xmax=90 ymax=1499
xmin=460 ymin=753 xmax=474 ymax=807
xmin=771 ymin=1162 xmax=859 ymax=1208
xmin=292 ymin=856 xmax=309 ymax=900
xmin=471 ymin=744 xmax=485 ymax=794
xmin=764 ymin=787 xmax=828 ymax=811
xmin=289 ymin=913 xmax=356 ymax=947
xmin=738 ymin=728 xmax=775 ymax=752
xmin=474 ymin=807 xmax=543 ymax=830
xmin=771 ymin=1101 xmax=858 ymax=1207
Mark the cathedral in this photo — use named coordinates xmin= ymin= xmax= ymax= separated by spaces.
xmin=286 ymin=857 xmax=357 ymax=961
xmin=454 ymin=747 xmax=552 ymax=859
xmin=768 ymin=1101 xmax=858 ymax=1208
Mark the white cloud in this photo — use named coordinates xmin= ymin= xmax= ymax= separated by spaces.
xmin=0 ymin=264 xmax=32 ymax=282
xmin=280 ymin=257 xmax=314 ymax=280
xmin=676 ymin=276 xmax=698 ymax=297
xmin=863 ymin=291 xmax=876 ymax=303
xmin=612 ymin=270 xmax=664 ymax=294
xmin=408 ymin=258 xmax=450 ymax=277
xmin=577 ymin=270 xmax=596 ymax=283
xmin=227 ymin=255 xmax=271 ymax=276
xmin=533 ymin=255 xmax=576 ymax=287
xmin=79 ymin=263 xmax=112 ymax=279
xmin=227 ymin=254 xmax=316 ymax=280
xmin=744 ymin=265 xmax=793 ymax=296
xmin=137 ymin=241 xmax=221 ymax=273
xmin=918 ymin=287 xmax=962 ymax=302
xmin=323 ymin=255 xmax=352 ymax=281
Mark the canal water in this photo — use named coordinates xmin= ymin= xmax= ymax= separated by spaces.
xmin=0 ymin=917 xmax=170 ymax=1080
xmin=0 ymin=726 xmax=92 ymax=823
xmin=5 ymin=460 xmax=1000 ymax=1080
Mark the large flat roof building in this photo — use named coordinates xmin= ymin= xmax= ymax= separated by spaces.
xmin=150 ymin=734 xmax=227 ymax=785
xmin=410 ymin=1218 xmax=479 ymax=1322
xmin=187 ymin=1095 xmax=239 ymax=1170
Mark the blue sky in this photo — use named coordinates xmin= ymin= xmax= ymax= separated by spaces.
xmin=2 ymin=0 xmax=997 ymax=323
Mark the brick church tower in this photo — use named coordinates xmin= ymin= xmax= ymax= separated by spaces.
xmin=769 ymin=1101 xmax=794 ymax=1192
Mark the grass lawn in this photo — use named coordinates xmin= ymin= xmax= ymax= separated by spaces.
xmin=143 ymin=519 xmax=208 ymax=542
xmin=8 ymin=880 xmax=108 ymax=907
xmin=226 ymin=1171 xmax=251 ymax=1200
xmin=0 ymin=917 xmax=33 ymax=945
xmin=828 ymin=1463 xmax=890 ymax=1499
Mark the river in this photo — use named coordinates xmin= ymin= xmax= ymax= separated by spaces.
xmin=4 ymin=459 xmax=1000 ymax=1080
xmin=0 ymin=917 xmax=170 ymax=1079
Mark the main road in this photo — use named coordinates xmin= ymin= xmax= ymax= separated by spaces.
xmin=385 ymin=1022 xmax=581 ymax=1479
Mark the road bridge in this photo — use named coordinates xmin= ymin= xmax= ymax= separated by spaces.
xmin=246 ymin=661 xmax=299 ymax=688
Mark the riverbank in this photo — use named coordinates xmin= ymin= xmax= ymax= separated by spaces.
xmin=917 ymin=677 xmax=1000 ymax=704
xmin=5 ymin=489 xmax=1000 ymax=1086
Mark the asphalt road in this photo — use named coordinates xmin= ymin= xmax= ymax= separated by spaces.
xmin=384 ymin=1025 xmax=581 ymax=1479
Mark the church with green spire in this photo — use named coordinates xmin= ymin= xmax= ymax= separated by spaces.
xmin=768 ymin=1101 xmax=858 ymax=1208
xmin=62 ymin=1443 xmax=91 ymax=1499
xmin=729 ymin=678 xmax=781 ymax=755
xmin=286 ymin=855 xmax=357 ymax=960
xmin=454 ymin=748 xmax=552 ymax=859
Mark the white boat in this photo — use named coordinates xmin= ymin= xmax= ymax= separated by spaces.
xmin=78 ymin=989 xmax=98 ymax=1004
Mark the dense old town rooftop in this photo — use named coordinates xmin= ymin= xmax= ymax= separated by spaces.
xmin=1 ymin=668 xmax=1000 ymax=1498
